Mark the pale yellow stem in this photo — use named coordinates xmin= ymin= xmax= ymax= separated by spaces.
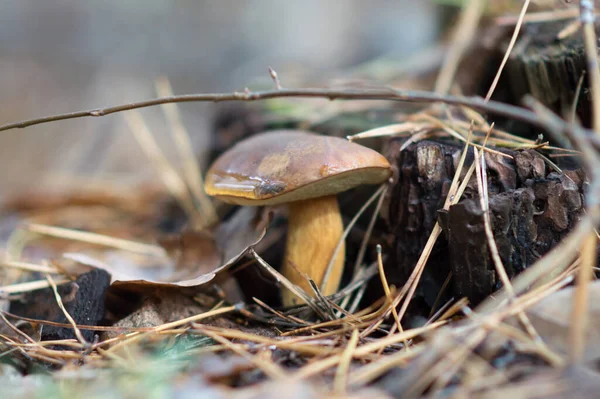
xmin=282 ymin=196 xmax=345 ymax=306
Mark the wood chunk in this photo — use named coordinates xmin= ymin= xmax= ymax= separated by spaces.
xmin=9 ymin=269 xmax=110 ymax=342
xmin=385 ymin=140 xmax=586 ymax=307
xmin=386 ymin=140 xmax=455 ymax=294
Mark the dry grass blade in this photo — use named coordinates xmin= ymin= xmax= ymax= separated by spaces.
xmin=123 ymin=109 xmax=201 ymax=226
xmin=0 ymin=312 xmax=38 ymax=344
xmin=198 ymin=329 xmax=289 ymax=380
xmin=308 ymin=280 xmax=337 ymax=320
xmin=495 ymin=8 xmax=582 ymax=26
xmin=416 ymin=114 xmax=513 ymax=159
xmin=383 ymin=127 xmax=476 ymax=334
xmin=484 ymin=0 xmax=530 ymax=101
xmin=23 ymin=223 xmax=167 ymax=257
xmin=292 ymin=321 xmax=445 ymax=380
xmin=191 ymin=325 xmax=337 ymax=356
xmin=571 ymin=73 xmax=586 ymax=123
xmin=0 ymin=260 xmax=58 ymax=274
xmin=101 ymin=304 xmax=235 ymax=353
xmin=334 ymin=329 xmax=359 ymax=394
xmin=416 ymin=329 xmax=489 ymax=396
xmin=347 ymin=122 xmax=432 ymax=141
xmin=434 ymin=0 xmax=485 ymax=95
xmin=155 ymin=76 xmax=218 ymax=228
xmin=252 ymin=297 xmax=308 ymax=326
xmin=340 ymin=186 xmax=388 ymax=314
xmin=0 ymin=278 xmax=70 ymax=294
xmin=352 ymin=185 xmax=388 ymax=279
xmin=568 ymin=0 xmax=600 ymax=365
xmin=376 ymin=245 xmax=403 ymax=335
xmin=569 ymin=232 xmax=597 ymax=364
xmin=250 ymin=248 xmax=327 ymax=318
xmin=581 ymin=1 xmax=600 ymax=132
xmin=348 ymin=346 xmax=423 ymax=388
xmin=473 ymin=146 xmax=542 ymax=344
xmin=321 ymin=183 xmax=387 ymax=293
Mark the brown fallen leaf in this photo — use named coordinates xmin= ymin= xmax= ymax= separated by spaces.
xmin=61 ymin=206 xmax=269 ymax=289
xmin=468 ymin=366 xmax=600 ymax=399
xmin=511 ymin=280 xmax=600 ymax=363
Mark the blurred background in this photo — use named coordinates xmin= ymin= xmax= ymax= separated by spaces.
xmin=0 ymin=0 xmax=444 ymax=197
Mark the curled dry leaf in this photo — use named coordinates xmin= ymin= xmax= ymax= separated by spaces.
xmin=63 ymin=206 xmax=269 ymax=290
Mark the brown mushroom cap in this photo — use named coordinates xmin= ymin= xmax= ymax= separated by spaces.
xmin=204 ymin=130 xmax=392 ymax=206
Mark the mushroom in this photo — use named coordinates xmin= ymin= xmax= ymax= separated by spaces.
xmin=204 ymin=130 xmax=391 ymax=306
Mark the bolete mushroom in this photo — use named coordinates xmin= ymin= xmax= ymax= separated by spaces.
xmin=204 ymin=130 xmax=391 ymax=306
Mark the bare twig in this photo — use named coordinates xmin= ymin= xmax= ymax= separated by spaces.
xmin=0 ymin=87 xmax=594 ymax=141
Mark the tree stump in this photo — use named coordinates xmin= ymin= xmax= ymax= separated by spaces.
xmin=385 ymin=139 xmax=586 ymax=306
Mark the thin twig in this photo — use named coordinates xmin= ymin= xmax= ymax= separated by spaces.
xmin=0 ymin=87 xmax=594 ymax=141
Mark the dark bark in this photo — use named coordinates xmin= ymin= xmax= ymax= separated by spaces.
xmin=9 ymin=269 xmax=110 ymax=342
xmin=385 ymin=139 xmax=586 ymax=307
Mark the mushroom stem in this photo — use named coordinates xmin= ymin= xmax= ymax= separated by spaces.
xmin=282 ymin=195 xmax=345 ymax=306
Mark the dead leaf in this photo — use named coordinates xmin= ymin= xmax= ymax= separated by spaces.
xmin=471 ymin=367 xmax=600 ymax=399
xmin=61 ymin=206 xmax=269 ymax=289
xmin=511 ymin=280 xmax=600 ymax=363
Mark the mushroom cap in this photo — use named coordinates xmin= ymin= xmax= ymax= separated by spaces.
xmin=205 ymin=130 xmax=392 ymax=206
